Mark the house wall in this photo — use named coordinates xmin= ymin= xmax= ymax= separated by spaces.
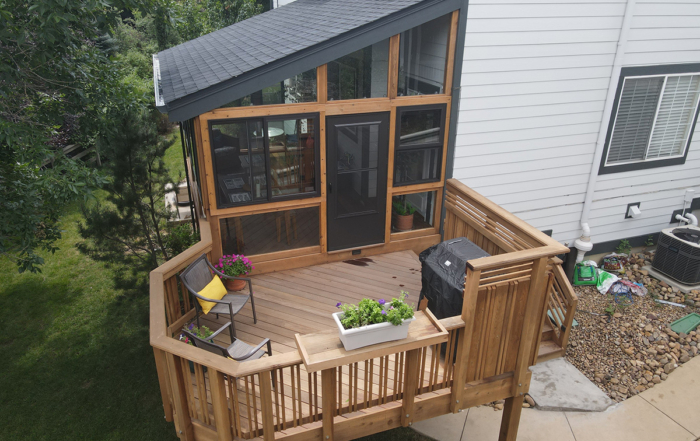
xmin=453 ymin=0 xmax=700 ymax=248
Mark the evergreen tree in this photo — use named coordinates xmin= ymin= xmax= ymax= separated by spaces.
xmin=78 ymin=108 xmax=175 ymax=276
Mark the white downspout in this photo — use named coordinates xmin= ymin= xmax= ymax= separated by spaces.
xmin=576 ymin=0 xmax=637 ymax=260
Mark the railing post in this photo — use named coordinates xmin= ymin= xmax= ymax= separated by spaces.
xmin=401 ymin=349 xmax=420 ymax=427
xmin=499 ymin=257 xmax=549 ymax=441
xmin=259 ymin=371 xmax=276 ymax=441
xmin=166 ymin=353 xmax=195 ymax=441
xmin=210 ymin=369 xmax=233 ymax=441
xmin=450 ymin=267 xmax=481 ymax=412
xmin=153 ymin=347 xmax=174 ymax=422
xmin=322 ymin=368 xmax=337 ymax=441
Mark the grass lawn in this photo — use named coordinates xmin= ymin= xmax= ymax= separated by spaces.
xmin=0 ymin=137 xmax=433 ymax=441
xmin=0 ymin=202 xmax=177 ymax=440
xmin=164 ymin=127 xmax=186 ymax=182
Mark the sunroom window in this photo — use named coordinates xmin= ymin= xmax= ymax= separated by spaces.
xmin=394 ymin=105 xmax=446 ymax=186
xmin=398 ymin=14 xmax=452 ymax=96
xmin=327 ymin=40 xmax=390 ymax=100
xmin=210 ymin=114 xmax=319 ymax=208
xmin=219 ymin=69 xmax=317 ymax=108
xmin=602 ymin=68 xmax=700 ymax=173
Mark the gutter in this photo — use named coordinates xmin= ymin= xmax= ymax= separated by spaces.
xmin=575 ymin=0 xmax=636 ymax=263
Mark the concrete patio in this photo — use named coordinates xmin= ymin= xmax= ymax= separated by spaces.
xmin=413 ymin=355 xmax=700 ymax=441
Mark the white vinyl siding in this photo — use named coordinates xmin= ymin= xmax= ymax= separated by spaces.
xmin=454 ymin=0 xmax=700 ymax=247
xmin=605 ymin=73 xmax=700 ymax=166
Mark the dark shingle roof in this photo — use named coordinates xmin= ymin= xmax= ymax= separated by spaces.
xmin=155 ymin=0 xmax=459 ymax=121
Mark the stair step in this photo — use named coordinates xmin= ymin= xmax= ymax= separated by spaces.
xmin=541 ymin=320 xmax=554 ymax=341
xmin=537 ymin=340 xmax=564 ymax=363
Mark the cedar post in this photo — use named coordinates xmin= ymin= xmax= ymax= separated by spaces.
xmin=450 ymin=267 xmax=481 ymax=412
xmin=499 ymin=257 xmax=549 ymax=441
xmin=322 ymin=368 xmax=337 ymax=441
xmin=153 ymin=347 xmax=174 ymax=422
xmin=259 ymin=371 xmax=276 ymax=441
xmin=401 ymin=349 xmax=421 ymax=426
xmin=166 ymin=353 xmax=195 ymax=441
xmin=210 ymin=369 xmax=233 ymax=441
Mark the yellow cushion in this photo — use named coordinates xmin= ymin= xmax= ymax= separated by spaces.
xmin=198 ymin=276 xmax=227 ymax=315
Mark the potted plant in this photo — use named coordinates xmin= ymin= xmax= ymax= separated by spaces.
xmin=392 ymin=200 xmax=416 ymax=231
xmin=333 ymin=291 xmax=415 ymax=351
xmin=216 ymin=254 xmax=254 ymax=291
xmin=180 ymin=323 xmax=214 ymax=372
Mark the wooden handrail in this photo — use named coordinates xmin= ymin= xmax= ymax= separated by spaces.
xmin=466 ymin=245 xmax=568 ymax=271
xmin=445 ymin=179 xmax=564 ymax=250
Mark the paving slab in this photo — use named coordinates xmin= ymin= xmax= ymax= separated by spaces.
xmin=461 ymin=406 xmax=575 ymax=441
xmin=565 ymin=395 xmax=696 ymax=441
xmin=528 ymin=357 xmax=614 ymax=412
xmin=640 ymin=355 xmax=700 ymax=437
xmin=412 ymin=408 xmax=468 ymax=441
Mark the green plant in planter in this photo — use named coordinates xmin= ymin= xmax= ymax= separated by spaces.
xmin=392 ymin=200 xmax=416 ymax=216
xmin=336 ymin=291 xmax=414 ymax=329
xmin=179 ymin=323 xmax=214 ymax=345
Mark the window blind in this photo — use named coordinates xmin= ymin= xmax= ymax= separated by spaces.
xmin=646 ymin=74 xmax=700 ymax=159
xmin=607 ymin=77 xmax=664 ymax=164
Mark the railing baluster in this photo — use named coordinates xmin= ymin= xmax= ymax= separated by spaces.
xmin=229 ymin=378 xmax=242 ymax=439
xmin=273 ymin=369 xmax=281 ymax=430
xmin=250 ymin=375 xmax=260 ymax=438
xmin=279 ymin=368 xmax=287 ymax=430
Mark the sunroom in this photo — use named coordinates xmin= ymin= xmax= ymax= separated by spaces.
xmin=151 ymin=1 xmax=577 ymax=440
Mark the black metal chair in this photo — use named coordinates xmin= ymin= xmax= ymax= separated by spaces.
xmin=179 ymin=254 xmax=257 ymax=341
xmin=181 ymin=322 xmax=271 ymax=362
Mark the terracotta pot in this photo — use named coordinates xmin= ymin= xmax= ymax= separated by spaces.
xmin=223 ymin=278 xmax=246 ymax=291
xmin=393 ymin=213 xmax=414 ymax=231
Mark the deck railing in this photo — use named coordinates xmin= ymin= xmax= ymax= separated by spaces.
xmin=151 ymin=180 xmax=571 ymax=441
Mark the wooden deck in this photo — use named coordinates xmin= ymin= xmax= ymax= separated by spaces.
xmin=190 ymin=251 xmax=453 ymax=437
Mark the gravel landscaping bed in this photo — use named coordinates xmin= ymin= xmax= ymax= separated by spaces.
xmin=565 ymin=250 xmax=700 ymax=402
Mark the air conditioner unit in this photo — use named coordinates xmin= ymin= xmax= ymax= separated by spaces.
xmin=652 ymin=225 xmax=700 ymax=285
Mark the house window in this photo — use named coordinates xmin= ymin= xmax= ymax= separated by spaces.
xmin=219 ymin=69 xmax=317 ymax=108
xmin=398 ymin=14 xmax=452 ymax=96
xmin=327 ymin=40 xmax=390 ymax=100
xmin=394 ymin=105 xmax=446 ymax=186
xmin=210 ymin=114 xmax=320 ymax=208
xmin=601 ymin=65 xmax=700 ymax=174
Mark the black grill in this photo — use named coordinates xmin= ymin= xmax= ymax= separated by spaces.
xmin=652 ymin=227 xmax=700 ymax=284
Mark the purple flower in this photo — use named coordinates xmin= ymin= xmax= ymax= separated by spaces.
xmin=188 ymin=323 xmax=195 ymax=330
xmin=336 ymin=302 xmax=342 ymax=308
xmin=378 ymin=299 xmax=386 ymax=305
xmin=381 ymin=310 xmax=387 ymax=315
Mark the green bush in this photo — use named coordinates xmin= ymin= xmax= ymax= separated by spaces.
xmin=165 ymin=223 xmax=200 ymax=256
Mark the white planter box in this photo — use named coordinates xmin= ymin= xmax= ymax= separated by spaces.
xmin=332 ymin=312 xmax=416 ymax=351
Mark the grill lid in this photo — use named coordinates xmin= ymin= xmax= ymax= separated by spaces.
xmin=672 ymin=228 xmax=700 ymax=244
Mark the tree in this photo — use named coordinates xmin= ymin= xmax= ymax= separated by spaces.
xmin=0 ymin=0 xmax=162 ymax=272
xmin=78 ymin=108 xmax=175 ymax=274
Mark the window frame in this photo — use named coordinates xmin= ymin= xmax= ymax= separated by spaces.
xmin=599 ymin=64 xmax=700 ymax=175
xmin=209 ymin=112 xmax=322 ymax=209
xmin=393 ymin=103 xmax=447 ymax=187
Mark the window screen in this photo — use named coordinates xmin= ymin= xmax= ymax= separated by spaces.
xmin=606 ymin=74 xmax=700 ymax=166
